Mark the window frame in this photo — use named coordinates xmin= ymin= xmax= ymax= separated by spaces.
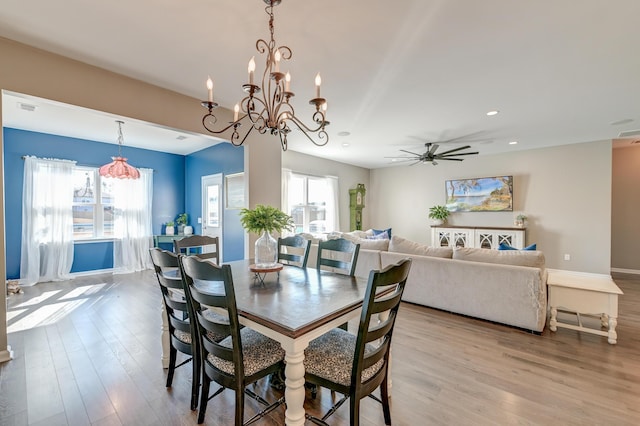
xmin=72 ymin=166 xmax=113 ymax=240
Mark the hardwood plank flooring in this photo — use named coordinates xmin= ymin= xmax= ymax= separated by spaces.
xmin=1 ymin=271 xmax=639 ymax=425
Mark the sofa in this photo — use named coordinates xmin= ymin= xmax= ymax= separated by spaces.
xmin=305 ymin=232 xmax=547 ymax=333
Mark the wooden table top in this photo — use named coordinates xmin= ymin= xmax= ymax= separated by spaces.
xmin=196 ymin=259 xmax=369 ymax=339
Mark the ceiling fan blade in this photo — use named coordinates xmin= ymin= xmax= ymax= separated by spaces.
xmin=409 ymin=159 xmax=424 ymax=166
xmin=385 ymin=157 xmax=418 ymax=162
xmin=436 ymin=145 xmax=473 ymax=156
xmin=399 ymin=149 xmax=422 ymax=156
xmin=428 ymin=143 xmax=439 ymax=155
xmin=437 ymin=151 xmax=479 ymax=158
xmin=437 ymin=157 xmax=465 ymax=161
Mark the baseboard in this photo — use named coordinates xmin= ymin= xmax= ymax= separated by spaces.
xmin=70 ymin=268 xmax=114 ymax=277
xmin=611 ymin=267 xmax=640 ymax=276
xmin=0 ymin=346 xmax=14 ymax=363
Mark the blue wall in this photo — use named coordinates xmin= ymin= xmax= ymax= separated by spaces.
xmin=185 ymin=143 xmax=245 ymax=262
xmin=3 ymin=127 xmax=185 ymax=278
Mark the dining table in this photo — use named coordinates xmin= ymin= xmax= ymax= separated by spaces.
xmin=160 ymin=258 xmax=376 ymax=426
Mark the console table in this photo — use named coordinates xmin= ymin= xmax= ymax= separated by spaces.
xmin=547 ymin=271 xmax=623 ymax=344
xmin=431 ymin=226 xmax=526 ymax=249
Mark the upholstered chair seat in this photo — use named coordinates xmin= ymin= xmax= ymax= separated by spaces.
xmin=304 ymin=329 xmax=384 ymax=386
xmin=207 ymin=327 xmax=285 ymax=377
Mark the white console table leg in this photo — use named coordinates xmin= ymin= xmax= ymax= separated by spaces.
xmin=549 ymin=307 xmax=558 ymax=332
xmin=608 ymin=317 xmax=618 ymax=344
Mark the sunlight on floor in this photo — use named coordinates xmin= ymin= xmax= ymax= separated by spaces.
xmin=7 ymin=283 xmax=108 ymax=333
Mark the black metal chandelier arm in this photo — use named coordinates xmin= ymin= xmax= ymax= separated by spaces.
xmin=202 ymin=112 xmax=245 ymax=135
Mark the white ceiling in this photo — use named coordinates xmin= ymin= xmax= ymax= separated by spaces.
xmin=1 ymin=0 xmax=640 ymax=168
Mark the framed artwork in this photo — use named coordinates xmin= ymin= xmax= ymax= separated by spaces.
xmin=225 ymin=172 xmax=245 ymax=209
xmin=445 ymin=176 xmax=513 ymax=212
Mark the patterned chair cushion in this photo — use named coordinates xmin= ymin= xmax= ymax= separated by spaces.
xmin=304 ymin=329 xmax=384 ymax=386
xmin=174 ymin=328 xmax=227 ymax=345
xmin=207 ymin=328 xmax=285 ymax=377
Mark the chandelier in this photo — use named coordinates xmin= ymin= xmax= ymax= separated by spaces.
xmin=99 ymin=120 xmax=140 ymax=179
xmin=200 ymin=0 xmax=329 ymax=151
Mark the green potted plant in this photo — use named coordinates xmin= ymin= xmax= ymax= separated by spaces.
xmin=240 ymin=204 xmax=295 ymax=267
xmin=429 ymin=205 xmax=450 ymax=226
xmin=165 ymin=220 xmax=175 ymax=236
xmin=176 ymin=213 xmax=189 ymax=234
xmin=515 ymin=213 xmax=527 ymax=228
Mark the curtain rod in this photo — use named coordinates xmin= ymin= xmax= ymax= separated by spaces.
xmin=21 ymin=155 xmax=154 ymax=171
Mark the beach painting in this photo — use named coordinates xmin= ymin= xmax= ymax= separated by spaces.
xmin=445 ymin=176 xmax=513 ymax=212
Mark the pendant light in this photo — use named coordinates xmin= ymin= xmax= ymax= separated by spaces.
xmin=99 ymin=120 xmax=140 ymax=179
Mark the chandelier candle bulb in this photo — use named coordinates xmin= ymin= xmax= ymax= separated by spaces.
xmin=233 ymin=104 xmax=240 ymax=122
xmin=285 ymin=71 xmax=291 ymax=92
xmin=248 ymin=56 xmax=255 ymax=85
xmin=315 ymin=73 xmax=321 ymax=98
xmin=206 ymin=77 xmax=213 ymax=102
xmin=274 ymin=50 xmax=281 ymax=72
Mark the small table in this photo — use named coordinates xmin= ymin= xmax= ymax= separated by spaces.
xmin=547 ymin=271 xmax=623 ymax=344
xmin=249 ymin=263 xmax=283 ymax=285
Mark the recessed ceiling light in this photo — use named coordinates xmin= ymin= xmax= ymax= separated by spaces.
xmin=342 ymin=143 xmax=350 ymax=147
xmin=486 ymin=110 xmax=499 ymax=116
xmin=176 ymin=135 xmax=188 ymax=140
xmin=337 ymin=131 xmax=351 ymax=137
xmin=509 ymin=141 xmax=518 ymax=145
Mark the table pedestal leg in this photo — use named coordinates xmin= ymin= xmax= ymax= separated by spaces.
xmin=161 ymin=301 xmax=170 ymax=368
xmin=284 ymin=349 xmax=306 ymax=426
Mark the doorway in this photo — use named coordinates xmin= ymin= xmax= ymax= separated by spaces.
xmin=201 ymin=173 xmax=223 ymax=260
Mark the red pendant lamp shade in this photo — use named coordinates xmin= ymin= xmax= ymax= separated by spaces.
xmin=99 ymin=156 xmax=141 ymax=179
xmin=99 ymin=120 xmax=140 ymax=179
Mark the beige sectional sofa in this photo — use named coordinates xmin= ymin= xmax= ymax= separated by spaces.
xmin=306 ymin=233 xmax=547 ymax=333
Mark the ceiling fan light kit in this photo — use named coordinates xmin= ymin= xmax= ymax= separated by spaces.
xmin=200 ymin=0 xmax=329 ymax=151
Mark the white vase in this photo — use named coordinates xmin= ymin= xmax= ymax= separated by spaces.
xmin=165 ymin=225 xmax=175 ymax=235
xmin=184 ymin=225 xmax=194 ymax=235
xmin=431 ymin=219 xmax=444 ymax=226
xmin=255 ymin=230 xmax=278 ymax=268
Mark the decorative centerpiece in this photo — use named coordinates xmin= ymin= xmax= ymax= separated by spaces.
xmin=239 ymin=204 xmax=294 ymax=268
xmin=429 ymin=205 xmax=450 ymax=226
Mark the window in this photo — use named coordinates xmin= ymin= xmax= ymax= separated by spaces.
xmin=284 ymin=171 xmax=339 ymax=234
xmin=72 ymin=167 xmax=114 ymax=239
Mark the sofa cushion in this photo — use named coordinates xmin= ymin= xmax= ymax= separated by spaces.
xmin=367 ymin=230 xmax=389 ymax=240
xmin=388 ymin=235 xmax=453 ymax=258
xmin=453 ymin=247 xmax=545 ymax=269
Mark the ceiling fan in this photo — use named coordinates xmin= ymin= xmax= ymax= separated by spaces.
xmin=386 ymin=142 xmax=479 ymax=166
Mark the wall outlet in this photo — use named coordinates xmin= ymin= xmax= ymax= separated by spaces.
xmin=197 ymin=217 xmax=202 ymax=224
xmin=564 ymin=254 xmax=571 ymax=261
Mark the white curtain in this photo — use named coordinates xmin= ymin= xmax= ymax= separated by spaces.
xmin=112 ymin=168 xmax=154 ymax=273
xmin=326 ymin=175 xmax=340 ymax=232
xmin=281 ymin=168 xmax=293 ymax=236
xmin=20 ymin=156 xmax=76 ymax=286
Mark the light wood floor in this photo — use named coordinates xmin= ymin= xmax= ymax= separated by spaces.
xmin=1 ymin=270 xmax=639 ymax=425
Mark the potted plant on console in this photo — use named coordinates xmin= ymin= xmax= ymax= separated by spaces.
xmin=165 ymin=221 xmax=175 ymax=236
xmin=429 ymin=205 xmax=450 ymax=226
xmin=176 ymin=213 xmax=192 ymax=235
xmin=240 ymin=204 xmax=294 ymax=268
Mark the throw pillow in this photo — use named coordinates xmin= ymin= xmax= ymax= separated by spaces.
xmin=499 ymin=242 xmax=537 ymax=251
xmin=373 ymin=228 xmax=392 ymax=239
xmin=367 ymin=230 xmax=389 ymax=240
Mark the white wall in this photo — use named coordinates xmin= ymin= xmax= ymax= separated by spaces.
xmin=282 ymin=150 xmax=370 ymax=232
xmin=370 ymin=140 xmax=612 ymax=274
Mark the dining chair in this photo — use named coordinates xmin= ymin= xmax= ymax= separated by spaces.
xmin=303 ymin=258 xmax=412 ymax=426
xmin=178 ymin=255 xmax=286 ymax=425
xmin=277 ymin=235 xmax=311 ymax=268
xmin=149 ymin=248 xmax=229 ymax=411
xmin=174 ymin=234 xmax=219 ymax=264
xmin=316 ymin=238 xmax=360 ymax=276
